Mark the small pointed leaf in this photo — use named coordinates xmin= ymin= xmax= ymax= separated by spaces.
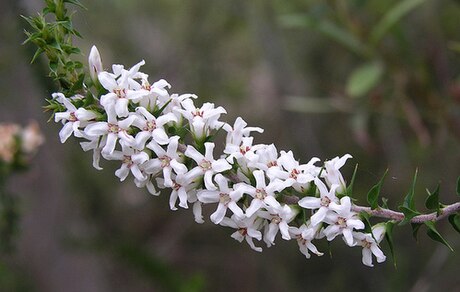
xmin=345 ymin=164 xmax=358 ymax=197
xmin=402 ymin=169 xmax=418 ymax=210
xmin=448 ymin=214 xmax=460 ymax=234
xmin=399 ymin=206 xmax=420 ymax=225
xmin=367 ymin=169 xmax=388 ymax=209
xmin=425 ymin=183 xmax=441 ymax=215
xmin=424 ymin=221 xmax=454 ymax=251
xmin=411 ymin=222 xmax=422 ymax=240
xmin=384 ymin=221 xmax=397 ymax=268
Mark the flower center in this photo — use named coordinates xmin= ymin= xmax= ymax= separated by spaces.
xmin=289 ymin=169 xmax=300 ymax=179
xmin=267 ymin=161 xmax=278 ymax=168
xmin=199 ymin=159 xmax=212 ymax=171
xmin=239 ymin=146 xmax=251 ymax=155
xmin=122 ymin=155 xmax=133 ymax=167
xmin=320 ymin=196 xmax=331 ymax=207
xmin=144 ymin=120 xmax=157 ymax=132
xmin=238 ymin=228 xmax=247 ymax=236
xmin=113 ymin=88 xmax=126 ymax=99
xmin=108 ymin=123 xmax=120 ymax=133
xmin=69 ymin=112 xmax=78 ymax=122
xmin=361 ymin=240 xmax=372 ymax=249
xmin=173 ymin=182 xmax=181 ymax=190
xmin=219 ymin=193 xmax=231 ymax=205
xmin=160 ymin=155 xmax=171 ymax=168
xmin=337 ymin=217 xmax=347 ymax=228
xmin=255 ymin=188 xmax=267 ymax=200
xmin=271 ymin=214 xmax=281 ymax=224
xmin=193 ymin=109 xmax=204 ymax=118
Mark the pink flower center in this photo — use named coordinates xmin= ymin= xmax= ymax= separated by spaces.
xmin=255 ymin=188 xmax=267 ymax=200
xmin=337 ymin=217 xmax=347 ymax=228
xmin=320 ymin=196 xmax=331 ymax=207
xmin=144 ymin=120 xmax=157 ymax=132
xmin=69 ymin=112 xmax=78 ymax=122
xmin=239 ymin=146 xmax=251 ymax=155
xmin=238 ymin=228 xmax=247 ymax=236
xmin=113 ymin=88 xmax=126 ymax=99
xmin=173 ymin=182 xmax=182 ymax=190
xmin=193 ymin=109 xmax=204 ymax=118
xmin=122 ymin=155 xmax=133 ymax=167
xmin=289 ymin=169 xmax=300 ymax=179
xmin=271 ymin=214 xmax=281 ymax=224
xmin=108 ymin=123 xmax=120 ymax=133
xmin=160 ymin=155 xmax=171 ymax=168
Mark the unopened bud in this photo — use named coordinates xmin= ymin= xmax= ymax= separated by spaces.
xmin=88 ymin=45 xmax=103 ymax=83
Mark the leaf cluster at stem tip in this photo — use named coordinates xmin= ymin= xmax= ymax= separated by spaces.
xmin=22 ymin=0 xmax=86 ymax=96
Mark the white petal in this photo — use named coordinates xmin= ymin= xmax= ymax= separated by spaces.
xmin=210 ymin=204 xmax=227 ymax=224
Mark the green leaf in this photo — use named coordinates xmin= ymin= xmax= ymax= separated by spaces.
xmin=370 ymin=0 xmax=429 ymax=46
xmin=384 ymin=221 xmax=397 ymax=268
xmin=457 ymin=176 xmax=460 ymax=196
xmin=425 ymin=183 xmax=441 ymax=215
xmin=345 ymin=163 xmax=358 ymax=197
xmin=411 ymin=222 xmax=422 ymax=240
xmin=448 ymin=214 xmax=460 ymax=234
xmin=359 ymin=212 xmax=372 ymax=233
xmin=367 ymin=169 xmax=388 ymax=210
xmin=49 ymin=60 xmax=58 ymax=73
xmin=278 ymin=14 xmax=371 ymax=56
xmin=424 ymin=221 xmax=454 ymax=251
xmin=30 ymin=48 xmax=45 ymax=64
xmin=346 ymin=62 xmax=384 ymax=98
xmin=403 ymin=169 xmax=418 ymax=210
xmin=399 ymin=206 xmax=421 ymax=225
xmin=381 ymin=197 xmax=389 ymax=209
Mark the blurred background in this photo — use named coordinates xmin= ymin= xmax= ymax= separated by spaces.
xmin=1 ymin=0 xmax=460 ymax=291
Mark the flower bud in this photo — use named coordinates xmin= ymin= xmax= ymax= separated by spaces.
xmin=88 ymin=45 xmax=103 ymax=83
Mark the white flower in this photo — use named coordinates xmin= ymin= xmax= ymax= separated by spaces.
xmin=159 ymin=172 xmax=199 ymax=211
xmin=258 ymin=204 xmax=297 ymax=246
xmin=288 ymin=224 xmax=323 ymax=259
xmin=322 ymin=154 xmax=352 ymax=194
xmin=197 ymin=174 xmax=244 ymax=224
xmin=322 ymin=196 xmax=365 ymax=246
xmin=98 ymin=60 xmax=149 ymax=117
xmin=143 ymin=136 xmax=187 ymax=187
xmin=352 ymin=224 xmax=386 ymax=267
xmin=137 ymin=78 xmax=172 ymax=110
xmin=220 ymin=214 xmax=264 ymax=252
xmin=298 ymin=177 xmax=339 ymax=226
xmin=247 ymin=144 xmax=280 ymax=171
xmin=267 ymin=151 xmax=319 ymax=192
xmin=224 ymin=136 xmax=264 ymax=165
xmin=176 ymin=99 xmax=226 ymax=139
xmin=132 ymin=107 xmax=177 ymax=148
xmin=88 ymin=45 xmax=103 ymax=83
xmin=53 ymin=92 xmax=97 ymax=143
xmin=104 ymin=145 xmax=149 ymax=182
xmin=84 ymin=104 xmax=136 ymax=155
xmin=237 ymin=170 xmax=287 ymax=218
xmin=223 ymin=117 xmax=263 ymax=148
xmin=184 ymin=142 xmax=232 ymax=190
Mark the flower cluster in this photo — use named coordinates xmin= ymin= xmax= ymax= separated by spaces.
xmin=0 ymin=121 xmax=44 ymax=166
xmin=52 ymin=46 xmax=386 ymax=267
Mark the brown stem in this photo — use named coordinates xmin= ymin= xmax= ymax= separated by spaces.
xmin=352 ymin=202 xmax=460 ymax=223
